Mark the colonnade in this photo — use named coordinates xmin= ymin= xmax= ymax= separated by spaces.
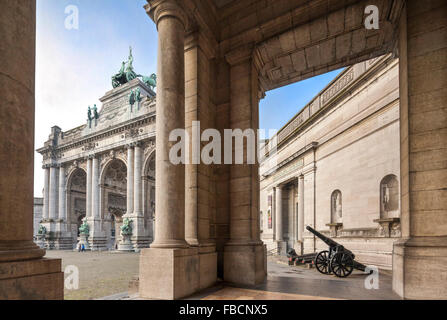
xmin=40 ymin=142 xmax=149 ymax=250
xmin=273 ymin=175 xmax=305 ymax=253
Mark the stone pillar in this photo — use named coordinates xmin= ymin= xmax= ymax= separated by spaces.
xmin=48 ymin=165 xmax=58 ymax=221
xmin=298 ymin=175 xmax=305 ymax=242
xmin=58 ymin=166 xmax=66 ymax=221
xmin=89 ymin=156 xmax=106 ymax=251
xmin=86 ymin=157 xmax=92 ymax=218
xmin=184 ymin=31 xmax=217 ymax=290
xmin=133 ymin=144 xmax=142 ymax=216
xmin=0 ymin=0 xmax=63 ymax=299
xmin=91 ymin=157 xmax=100 ymax=220
xmin=126 ymin=146 xmax=134 ymax=215
xmin=140 ymin=0 xmax=199 ymax=300
xmin=147 ymin=2 xmax=188 ymax=250
xmin=275 ymin=186 xmax=283 ymax=241
xmin=223 ymin=46 xmax=266 ymax=285
xmin=129 ymin=143 xmax=150 ymax=249
xmin=393 ymin=1 xmax=447 ymax=299
xmin=296 ymin=175 xmax=305 ymax=255
xmin=43 ymin=166 xmax=50 ymax=220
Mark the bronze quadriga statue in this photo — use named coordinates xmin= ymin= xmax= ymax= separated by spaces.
xmin=306 ymin=226 xmax=370 ymax=278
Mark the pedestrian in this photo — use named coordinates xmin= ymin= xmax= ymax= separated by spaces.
xmin=81 ymin=243 xmax=85 ymax=252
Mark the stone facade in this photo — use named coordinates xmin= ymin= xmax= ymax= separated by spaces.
xmin=260 ymin=55 xmax=401 ymax=270
xmin=36 ymin=79 xmax=157 ymax=251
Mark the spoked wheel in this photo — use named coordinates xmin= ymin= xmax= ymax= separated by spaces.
xmin=314 ymin=250 xmax=331 ymax=275
xmin=330 ymin=252 xmax=354 ymax=278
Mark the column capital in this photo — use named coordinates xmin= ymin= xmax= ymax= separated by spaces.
xmin=132 ymin=141 xmax=143 ymax=148
xmin=146 ymin=0 xmax=188 ymax=30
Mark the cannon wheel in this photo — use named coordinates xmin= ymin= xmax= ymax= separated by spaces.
xmin=314 ymin=251 xmax=331 ymax=275
xmin=330 ymin=252 xmax=354 ymax=278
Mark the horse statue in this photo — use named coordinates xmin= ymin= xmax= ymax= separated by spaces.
xmin=138 ymin=73 xmax=157 ymax=91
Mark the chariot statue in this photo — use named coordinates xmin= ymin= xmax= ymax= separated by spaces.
xmin=111 ymin=46 xmax=157 ymax=91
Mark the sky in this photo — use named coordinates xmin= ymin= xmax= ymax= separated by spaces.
xmin=34 ymin=0 xmax=342 ymax=197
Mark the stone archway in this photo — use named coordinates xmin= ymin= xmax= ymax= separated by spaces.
xmin=143 ymin=150 xmax=156 ymax=242
xmin=67 ymin=168 xmax=87 ymax=247
xmin=100 ymin=158 xmax=127 ymax=249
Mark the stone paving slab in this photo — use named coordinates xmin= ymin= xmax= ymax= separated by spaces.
xmin=45 ymin=250 xmax=139 ymax=300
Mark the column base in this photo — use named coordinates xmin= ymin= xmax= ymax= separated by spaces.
xmin=392 ymin=237 xmax=447 ymax=299
xmin=118 ymin=235 xmax=135 ymax=252
xmin=293 ymin=241 xmax=304 ymax=255
xmin=89 ymin=236 xmax=108 ymax=251
xmin=0 ymin=240 xmax=45 ymax=262
xmin=198 ymin=245 xmax=217 ymax=290
xmin=139 ymin=247 xmax=199 ymax=300
xmin=53 ymin=236 xmax=74 ymax=250
xmin=0 ymin=258 xmax=64 ymax=300
xmin=223 ymin=242 xmax=267 ymax=285
xmin=131 ymin=236 xmax=151 ymax=250
xmin=276 ymin=240 xmax=287 ymax=256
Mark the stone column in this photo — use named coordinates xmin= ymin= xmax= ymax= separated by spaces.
xmin=86 ymin=157 xmax=92 ymax=218
xmin=184 ymin=30 xmax=217 ymax=290
xmin=148 ymin=2 xmax=188 ymax=250
xmin=48 ymin=165 xmax=58 ymax=221
xmin=393 ymin=1 xmax=447 ymax=300
xmin=275 ymin=186 xmax=283 ymax=241
xmin=126 ymin=146 xmax=134 ymax=215
xmin=297 ymin=175 xmax=304 ymax=242
xmin=140 ymin=0 xmax=199 ymax=301
xmin=133 ymin=144 xmax=142 ymax=216
xmin=58 ymin=166 xmax=66 ymax=221
xmin=223 ymin=46 xmax=266 ymax=285
xmin=0 ymin=0 xmax=63 ymax=299
xmin=91 ymin=157 xmax=100 ymax=219
xmin=89 ymin=156 xmax=106 ymax=251
xmin=43 ymin=166 xmax=50 ymax=220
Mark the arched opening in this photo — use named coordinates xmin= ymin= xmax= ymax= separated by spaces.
xmin=101 ymin=158 xmax=127 ymax=249
xmin=331 ymin=190 xmax=342 ymax=224
xmin=67 ymin=168 xmax=87 ymax=246
xmin=143 ymin=151 xmax=155 ymax=242
xmin=380 ymin=175 xmax=399 ymax=219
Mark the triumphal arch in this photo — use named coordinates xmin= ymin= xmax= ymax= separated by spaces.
xmin=37 ymin=49 xmax=157 ymax=251
xmin=0 ymin=0 xmax=445 ymax=300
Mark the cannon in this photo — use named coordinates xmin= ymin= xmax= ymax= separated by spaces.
xmin=287 ymin=249 xmax=317 ymax=265
xmin=306 ymin=226 xmax=369 ymax=278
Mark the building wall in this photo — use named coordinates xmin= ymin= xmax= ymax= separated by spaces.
xmin=260 ymin=55 xmax=401 ymax=269
xmin=33 ymin=197 xmax=43 ymax=239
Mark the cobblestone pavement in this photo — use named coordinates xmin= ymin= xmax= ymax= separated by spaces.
xmin=45 ymin=251 xmax=398 ymax=300
xmin=45 ymin=250 xmax=139 ymax=300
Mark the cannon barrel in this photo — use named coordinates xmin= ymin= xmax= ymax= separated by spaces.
xmin=306 ymin=225 xmax=341 ymax=248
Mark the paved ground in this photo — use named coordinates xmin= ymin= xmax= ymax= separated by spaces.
xmin=46 ymin=251 xmax=399 ymax=300
xmin=45 ymin=250 xmax=139 ymax=300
